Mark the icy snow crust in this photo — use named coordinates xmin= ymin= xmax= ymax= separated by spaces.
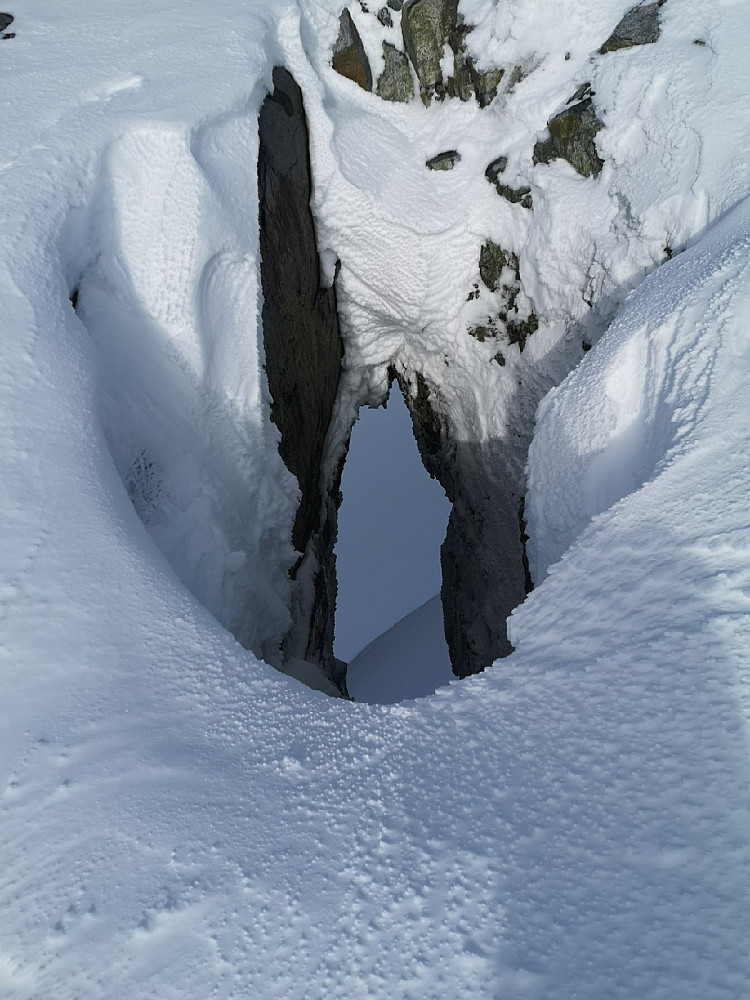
xmin=2 ymin=0 xmax=750 ymax=996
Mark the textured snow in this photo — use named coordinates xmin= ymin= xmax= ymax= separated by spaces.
xmin=2 ymin=1 xmax=750 ymax=998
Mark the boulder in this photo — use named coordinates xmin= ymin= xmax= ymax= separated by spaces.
xmin=332 ymin=9 xmax=373 ymax=91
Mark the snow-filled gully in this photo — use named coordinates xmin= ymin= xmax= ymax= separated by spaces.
xmin=59 ymin=0 xmax=743 ymax=705
xmin=256 ymin=65 xmax=538 ymax=697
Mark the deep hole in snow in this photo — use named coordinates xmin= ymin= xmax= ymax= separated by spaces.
xmin=334 ymin=387 xmax=454 ymax=703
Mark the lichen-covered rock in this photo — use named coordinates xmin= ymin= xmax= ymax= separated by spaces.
xmin=475 ymin=242 xmax=538 ymax=351
xmin=599 ymin=1 xmax=665 ymax=54
xmin=376 ymin=42 xmax=414 ymax=102
xmin=533 ymin=91 xmax=605 ymax=177
xmin=332 ymin=8 xmax=373 ymax=91
xmin=426 ymin=149 xmax=461 ymax=170
xmin=401 ymin=0 xmax=458 ymax=96
xmin=470 ymin=65 xmax=505 ymax=108
xmin=479 ymin=240 xmax=511 ymax=291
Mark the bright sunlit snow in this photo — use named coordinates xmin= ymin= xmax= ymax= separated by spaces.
xmin=2 ymin=1 xmax=750 ymax=998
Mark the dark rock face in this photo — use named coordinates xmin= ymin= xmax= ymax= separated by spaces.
xmin=599 ymin=1 xmax=665 ymax=54
xmin=376 ymin=42 xmax=414 ymax=102
xmin=426 ymin=149 xmax=461 ymax=170
xmin=393 ymin=370 xmax=526 ymax=676
xmin=258 ymin=68 xmax=345 ymax=685
xmin=533 ymin=91 xmax=605 ymax=177
xmin=0 ymin=13 xmax=13 ymax=33
xmin=332 ymin=9 xmax=373 ymax=91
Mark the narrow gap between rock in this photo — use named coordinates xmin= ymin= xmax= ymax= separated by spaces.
xmin=334 ymin=386 xmax=453 ymax=703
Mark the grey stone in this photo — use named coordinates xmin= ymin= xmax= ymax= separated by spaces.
xmin=533 ymin=91 xmax=605 ymax=177
xmin=376 ymin=42 xmax=414 ymax=102
xmin=332 ymin=8 xmax=373 ymax=91
xmin=599 ymin=1 xmax=665 ymax=54
xmin=387 ymin=0 xmax=403 ymax=8
xmin=426 ymin=149 xmax=461 ymax=170
xmin=377 ymin=6 xmax=393 ymax=27
xmin=0 ymin=13 xmax=13 ymax=33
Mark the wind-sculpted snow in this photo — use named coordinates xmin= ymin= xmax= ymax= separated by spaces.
xmin=2 ymin=1 xmax=750 ymax=997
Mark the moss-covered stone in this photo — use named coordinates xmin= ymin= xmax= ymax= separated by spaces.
xmin=376 ymin=42 xmax=414 ymax=102
xmin=533 ymin=91 xmax=604 ymax=177
xmin=426 ymin=149 xmax=461 ymax=170
xmin=479 ymin=240 xmax=512 ymax=291
xmin=599 ymin=1 xmax=665 ymax=54
xmin=332 ymin=9 xmax=373 ymax=91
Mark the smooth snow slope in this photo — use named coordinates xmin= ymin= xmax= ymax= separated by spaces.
xmin=2 ymin=1 xmax=750 ymax=998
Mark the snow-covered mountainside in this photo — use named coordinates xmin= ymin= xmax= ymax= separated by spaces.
xmin=2 ymin=1 xmax=750 ymax=997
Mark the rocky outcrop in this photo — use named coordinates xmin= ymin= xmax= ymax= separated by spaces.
xmin=392 ymin=369 xmax=527 ymax=676
xmin=401 ymin=0 xmax=503 ymax=106
xmin=401 ymin=0 xmax=456 ymax=98
xmin=376 ymin=42 xmax=414 ymax=102
xmin=332 ymin=9 xmax=373 ymax=91
xmin=599 ymin=1 xmax=665 ymax=54
xmin=258 ymin=67 xmax=345 ymax=689
xmin=533 ymin=86 xmax=605 ymax=177
xmin=330 ymin=2 xmax=502 ymax=108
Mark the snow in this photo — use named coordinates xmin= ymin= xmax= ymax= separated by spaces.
xmin=2 ymin=0 xmax=750 ymax=997
xmin=347 ymin=595 xmax=455 ymax=703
